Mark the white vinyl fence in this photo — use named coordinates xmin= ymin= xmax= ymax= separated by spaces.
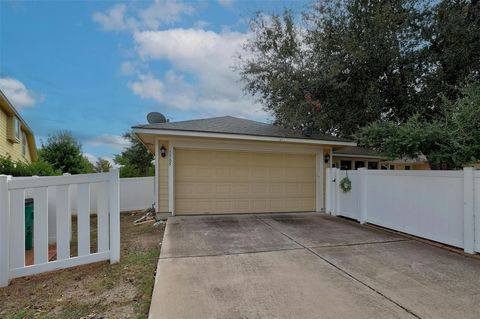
xmin=47 ymin=176 xmax=154 ymax=215
xmin=30 ymin=176 xmax=153 ymax=243
xmin=326 ymin=167 xmax=480 ymax=254
xmin=0 ymin=170 xmax=120 ymax=287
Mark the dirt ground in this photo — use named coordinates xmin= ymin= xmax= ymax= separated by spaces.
xmin=0 ymin=212 xmax=165 ymax=319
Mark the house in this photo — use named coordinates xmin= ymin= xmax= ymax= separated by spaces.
xmin=332 ymin=146 xmax=432 ymax=170
xmin=0 ymin=90 xmax=38 ymax=163
xmin=382 ymin=155 xmax=431 ymax=170
xmin=133 ymin=116 xmax=355 ymax=215
xmin=332 ymin=146 xmax=384 ymax=170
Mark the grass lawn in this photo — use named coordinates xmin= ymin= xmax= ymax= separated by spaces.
xmin=0 ymin=211 xmax=165 ymax=319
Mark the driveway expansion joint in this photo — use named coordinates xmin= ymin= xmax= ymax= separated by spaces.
xmin=255 ymin=215 xmax=422 ymax=319
xmin=309 ymin=238 xmax=411 ymax=249
xmin=159 ymin=247 xmax=304 ymax=260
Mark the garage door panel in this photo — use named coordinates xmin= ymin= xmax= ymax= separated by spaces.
xmin=175 ymin=149 xmax=315 ymax=214
xmin=234 ymin=199 xmax=251 ymax=211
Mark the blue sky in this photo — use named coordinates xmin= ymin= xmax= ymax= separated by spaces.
xmin=0 ymin=0 xmax=308 ymax=163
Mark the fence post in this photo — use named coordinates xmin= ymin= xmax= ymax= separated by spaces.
xmin=334 ymin=168 xmax=341 ymax=216
xmin=0 ymin=175 xmax=10 ymax=287
xmin=109 ymin=168 xmax=121 ymax=263
xmin=325 ymin=168 xmax=331 ymax=214
xmin=359 ymin=168 xmax=368 ymax=224
xmin=463 ymin=167 xmax=475 ymax=254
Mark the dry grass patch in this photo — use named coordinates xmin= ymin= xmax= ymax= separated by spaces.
xmin=0 ymin=212 xmax=165 ymax=319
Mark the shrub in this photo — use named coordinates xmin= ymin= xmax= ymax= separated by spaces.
xmin=0 ymin=155 xmax=61 ymax=177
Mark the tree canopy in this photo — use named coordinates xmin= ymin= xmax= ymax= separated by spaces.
xmin=357 ymin=81 xmax=480 ymax=169
xmin=114 ymin=131 xmax=154 ymax=177
xmin=238 ymin=0 xmax=480 ymax=137
xmin=39 ymin=131 xmax=94 ymax=174
xmin=94 ymin=158 xmax=112 ymax=173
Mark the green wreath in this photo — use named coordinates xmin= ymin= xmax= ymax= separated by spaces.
xmin=339 ymin=176 xmax=352 ymax=193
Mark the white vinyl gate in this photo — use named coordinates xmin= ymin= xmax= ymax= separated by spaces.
xmin=0 ymin=170 xmax=120 ymax=287
xmin=326 ymin=167 xmax=480 ymax=254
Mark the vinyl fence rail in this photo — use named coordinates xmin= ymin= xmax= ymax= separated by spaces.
xmin=0 ymin=169 xmax=120 ymax=287
xmin=326 ymin=167 xmax=480 ymax=254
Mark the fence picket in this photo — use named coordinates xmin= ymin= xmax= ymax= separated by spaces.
xmin=77 ymin=184 xmax=91 ymax=256
xmin=0 ymin=176 xmax=10 ymax=287
xmin=109 ymin=169 xmax=120 ymax=263
xmin=33 ymin=187 xmax=49 ymax=264
xmin=56 ymin=185 xmax=70 ymax=260
xmin=9 ymin=189 xmax=25 ymax=269
xmin=1 ymin=170 xmax=120 ymax=286
xmin=97 ymin=182 xmax=109 ymax=253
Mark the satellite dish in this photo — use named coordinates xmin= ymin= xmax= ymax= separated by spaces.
xmin=147 ymin=112 xmax=167 ymax=124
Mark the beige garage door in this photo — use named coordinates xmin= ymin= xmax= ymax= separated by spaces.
xmin=175 ymin=149 xmax=316 ymax=214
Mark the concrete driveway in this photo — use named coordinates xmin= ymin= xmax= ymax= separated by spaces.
xmin=149 ymin=213 xmax=480 ymax=319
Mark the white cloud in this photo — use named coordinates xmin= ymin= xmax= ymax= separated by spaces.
xmin=94 ymin=2 xmax=268 ymax=119
xmin=92 ymin=4 xmax=133 ymax=31
xmin=119 ymin=61 xmax=136 ymax=75
xmin=128 ymin=73 xmax=166 ymax=102
xmin=129 ymin=28 xmax=265 ymax=118
xmin=92 ymin=0 xmax=193 ymax=32
xmin=85 ymin=134 xmax=131 ymax=151
xmin=139 ymin=0 xmax=194 ymax=30
xmin=193 ymin=20 xmax=210 ymax=29
xmin=0 ymin=77 xmax=41 ymax=109
xmin=217 ymin=0 xmax=234 ymax=8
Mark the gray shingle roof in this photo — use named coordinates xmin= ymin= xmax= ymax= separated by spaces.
xmin=333 ymin=146 xmax=383 ymax=157
xmin=133 ymin=116 xmax=353 ymax=143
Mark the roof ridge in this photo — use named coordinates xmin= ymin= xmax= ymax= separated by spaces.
xmin=166 ymin=115 xmax=231 ymax=124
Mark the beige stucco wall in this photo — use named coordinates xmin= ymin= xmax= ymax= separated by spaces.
xmin=0 ymin=108 xmax=32 ymax=163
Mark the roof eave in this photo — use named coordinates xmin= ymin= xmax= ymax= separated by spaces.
xmin=0 ymin=90 xmax=35 ymax=136
xmin=132 ymin=127 xmax=357 ymax=147
xmin=333 ymin=153 xmax=384 ymax=159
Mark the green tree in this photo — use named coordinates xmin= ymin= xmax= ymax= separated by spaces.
xmin=238 ymin=1 xmax=428 ymax=136
xmin=39 ymin=131 xmax=94 ymax=174
xmin=94 ymin=158 xmax=112 ymax=173
xmin=114 ymin=131 xmax=153 ymax=177
xmin=422 ymin=0 xmax=480 ymax=111
xmin=238 ymin=0 xmax=480 ymax=136
xmin=357 ymin=81 xmax=480 ymax=169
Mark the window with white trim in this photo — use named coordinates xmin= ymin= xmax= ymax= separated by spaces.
xmin=22 ymin=132 xmax=27 ymax=156
xmin=14 ymin=117 xmax=20 ymax=140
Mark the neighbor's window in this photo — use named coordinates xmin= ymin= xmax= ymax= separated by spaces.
xmin=340 ymin=160 xmax=352 ymax=170
xmin=367 ymin=161 xmax=378 ymax=169
xmin=389 ymin=165 xmax=395 ymax=170
xmin=22 ymin=132 xmax=27 ymax=156
xmin=355 ymin=161 xmax=365 ymax=170
xmin=405 ymin=165 xmax=411 ymax=170
xmin=14 ymin=117 xmax=20 ymax=140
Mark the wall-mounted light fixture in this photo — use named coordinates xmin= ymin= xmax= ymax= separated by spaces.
xmin=160 ymin=145 xmax=167 ymax=158
xmin=324 ymin=154 xmax=330 ymax=163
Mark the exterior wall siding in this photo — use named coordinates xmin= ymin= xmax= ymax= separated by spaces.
xmin=0 ymin=109 xmax=32 ymax=163
xmin=158 ymin=141 xmax=169 ymax=213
